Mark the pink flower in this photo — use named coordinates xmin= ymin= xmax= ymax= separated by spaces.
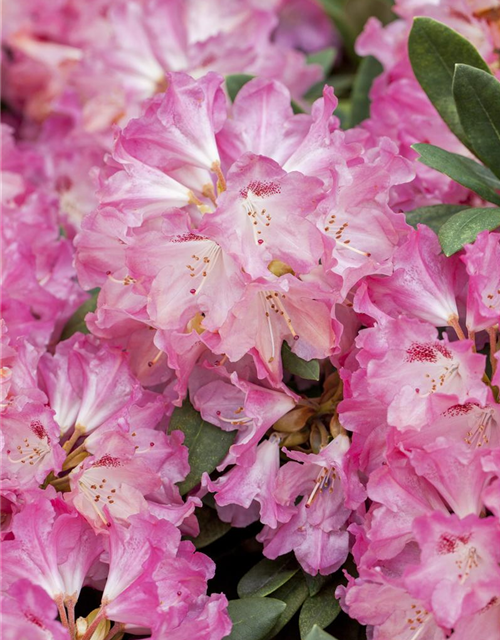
xmin=462 ymin=231 xmax=500 ymax=333
xmin=258 ymin=435 xmax=363 ymax=575
xmin=362 ymin=226 xmax=462 ymax=328
xmin=206 ymin=275 xmax=338 ymax=386
xmin=2 ymin=495 xmax=102 ymax=600
xmin=404 ymin=512 xmax=500 ymax=627
xmin=1 ymin=580 xmax=70 ymax=640
xmin=204 ymin=435 xmax=291 ymax=528
xmin=338 ymin=572 xmax=446 ymax=640
xmin=202 ymin=153 xmax=324 ymax=279
xmin=1 ymin=404 xmax=65 ymax=489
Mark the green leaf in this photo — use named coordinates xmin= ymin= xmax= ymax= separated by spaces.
xmin=187 ymin=505 xmax=231 ymax=549
xmin=226 ymin=74 xmax=254 ymax=102
xmin=263 ymin=573 xmax=309 ymax=640
xmin=299 ymin=582 xmax=341 ymax=639
xmin=281 ymin=342 xmax=320 ymax=381
xmin=413 ymin=143 xmax=500 ymax=205
xmin=169 ymin=400 xmax=236 ymax=495
xmin=349 ymin=55 xmax=383 ymax=127
xmin=405 ymin=204 xmax=470 ymax=234
xmin=318 ymin=0 xmax=358 ymax=61
xmin=238 ymin=555 xmax=299 ymax=599
xmin=59 ymin=288 xmax=100 ymax=341
xmin=453 ymin=64 xmax=500 ymax=178
xmin=303 ymin=572 xmax=331 ymax=598
xmin=438 ymin=207 xmax=500 ymax=256
xmin=408 ymin=17 xmax=491 ymax=146
xmin=307 ymin=48 xmax=337 ymax=76
xmin=225 ymin=597 xmax=287 ymax=640
xmin=305 ymin=626 xmax=338 ymax=640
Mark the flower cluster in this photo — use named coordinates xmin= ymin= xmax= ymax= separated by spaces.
xmin=2 ymin=0 xmax=500 ymax=639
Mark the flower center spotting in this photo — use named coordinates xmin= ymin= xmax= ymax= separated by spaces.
xmin=240 ymin=180 xmax=280 ymax=246
xmin=7 ymin=420 xmax=51 ymax=466
xmin=173 ymin=234 xmax=221 ymax=297
xmin=259 ymin=291 xmax=299 ymax=363
xmin=404 ymin=342 xmax=459 ymax=396
xmin=436 ymin=532 xmax=479 ymax=584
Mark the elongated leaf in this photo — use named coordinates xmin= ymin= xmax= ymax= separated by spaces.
xmin=413 ymin=143 xmax=500 ymax=205
xmin=438 ymin=207 xmax=500 ymax=256
xmin=187 ymin=505 xmax=231 ymax=549
xmin=318 ymin=0 xmax=358 ymax=61
xmin=405 ymin=204 xmax=469 ymax=234
xmin=453 ymin=64 xmax=500 ymax=178
xmin=307 ymin=48 xmax=337 ymax=76
xmin=226 ymin=74 xmax=254 ymax=102
xmin=349 ymin=55 xmax=383 ymax=127
xmin=263 ymin=573 xmax=309 ymax=640
xmin=409 ymin=17 xmax=491 ymax=146
xmin=305 ymin=626 xmax=338 ymax=640
xmin=299 ymin=582 xmax=341 ymax=639
xmin=281 ymin=342 xmax=320 ymax=381
xmin=169 ymin=400 xmax=236 ymax=495
xmin=226 ymin=597 xmax=287 ymax=640
xmin=303 ymin=572 xmax=331 ymax=598
xmin=59 ymin=288 xmax=100 ymax=341
xmin=238 ymin=555 xmax=299 ymax=599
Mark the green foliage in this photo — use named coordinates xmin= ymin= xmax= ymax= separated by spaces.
xmin=404 ymin=204 xmax=469 ymax=234
xmin=226 ymin=74 xmax=254 ymax=102
xmin=281 ymin=342 xmax=320 ymax=381
xmin=238 ymin=555 xmax=299 ymax=598
xmin=438 ymin=207 xmax=500 ymax=256
xmin=59 ymin=288 xmax=100 ymax=341
xmin=453 ymin=64 xmax=500 ymax=178
xmin=299 ymin=582 xmax=341 ymax=639
xmin=187 ymin=504 xmax=231 ymax=549
xmin=349 ymin=55 xmax=383 ymax=127
xmin=408 ymin=17 xmax=491 ymax=147
xmin=412 ymin=143 xmax=500 ymax=206
xmin=168 ymin=399 xmax=236 ymax=495
xmin=307 ymin=48 xmax=337 ymax=76
xmin=305 ymin=626 xmax=338 ymax=640
xmin=263 ymin=573 xmax=310 ymax=639
xmin=225 ymin=597 xmax=287 ymax=640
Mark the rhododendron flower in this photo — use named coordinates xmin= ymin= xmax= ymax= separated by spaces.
xmin=404 ymin=512 xmax=500 ymax=628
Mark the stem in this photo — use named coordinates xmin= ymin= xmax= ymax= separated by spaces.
xmin=63 ymin=426 xmax=83 ymax=454
xmin=103 ymin=622 xmax=125 ymax=640
xmin=81 ymin=608 xmax=105 ymax=640
xmin=55 ymin=595 xmax=69 ymax=629
xmin=50 ymin=475 xmax=71 ymax=492
xmin=63 ymin=443 xmax=87 ymax=470
xmin=467 ymin=329 xmax=476 ymax=352
xmin=488 ymin=326 xmax=498 ymax=376
xmin=449 ymin=316 xmax=466 ymax=340
xmin=65 ymin=596 xmax=76 ymax=640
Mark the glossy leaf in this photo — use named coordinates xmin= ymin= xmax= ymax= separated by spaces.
xmin=453 ymin=64 xmax=500 ymax=178
xmin=405 ymin=204 xmax=469 ymax=234
xmin=349 ymin=55 xmax=383 ymax=127
xmin=169 ymin=399 xmax=236 ymax=495
xmin=413 ymin=143 xmax=500 ymax=205
xmin=188 ymin=505 xmax=231 ymax=549
xmin=305 ymin=626 xmax=338 ymax=640
xmin=299 ymin=582 xmax=341 ymax=639
xmin=226 ymin=74 xmax=254 ymax=102
xmin=59 ymin=288 xmax=100 ymax=341
xmin=438 ymin=207 xmax=500 ymax=256
xmin=282 ymin=342 xmax=320 ymax=381
xmin=409 ymin=17 xmax=491 ymax=146
xmin=303 ymin=572 xmax=331 ymax=598
xmin=226 ymin=597 xmax=287 ymax=640
xmin=238 ymin=555 xmax=299 ymax=598
xmin=263 ymin=573 xmax=309 ymax=640
xmin=307 ymin=48 xmax=337 ymax=76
